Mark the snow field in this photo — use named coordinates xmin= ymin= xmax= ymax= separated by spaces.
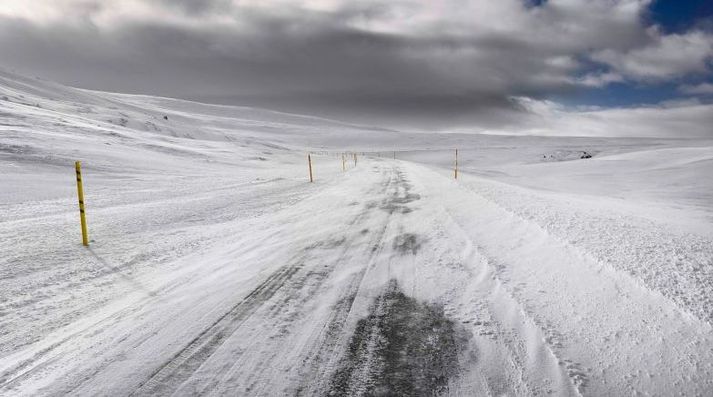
xmin=2 ymin=69 xmax=713 ymax=395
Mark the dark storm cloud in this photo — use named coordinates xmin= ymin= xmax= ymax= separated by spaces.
xmin=155 ymin=0 xmax=233 ymax=16
xmin=0 ymin=0 xmax=712 ymax=130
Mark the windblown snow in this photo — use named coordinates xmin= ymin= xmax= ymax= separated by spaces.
xmin=1 ymin=69 xmax=713 ymax=396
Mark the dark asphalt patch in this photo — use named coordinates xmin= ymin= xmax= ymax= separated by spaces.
xmin=328 ymin=280 xmax=467 ymax=396
xmin=377 ymin=169 xmax=420 ymax=215
xmin=393 ymin=233 xmax=422 ymax=255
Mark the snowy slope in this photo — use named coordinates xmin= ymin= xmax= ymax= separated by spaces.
xmin=1 ymin=70 xmax=713 ymax=396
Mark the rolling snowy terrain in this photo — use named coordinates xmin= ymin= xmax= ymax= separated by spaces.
xmin=1 ymin=70 xmax=713 ymax=396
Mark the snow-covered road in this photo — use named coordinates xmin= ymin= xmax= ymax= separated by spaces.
xmin=2 ymin=158 xmax=712 ymax=396
xmin=2 ymin=70 xmax=713 ymax=395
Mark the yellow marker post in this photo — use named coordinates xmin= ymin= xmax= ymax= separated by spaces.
xmin=75 ymin=161 xmax=89 ymax=246
xmin=308 ymin=154 xmax=314 ymax=182
xmin=342 ymin=153 xmax=346 ymax=172
xmin=454 ymin=149 xmax=458 ymax=180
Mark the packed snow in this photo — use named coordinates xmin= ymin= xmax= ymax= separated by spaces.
xmin=1 ymin=69 xmax=713 ymax=396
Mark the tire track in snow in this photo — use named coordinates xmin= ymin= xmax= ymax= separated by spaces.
xmin=0 ymin=169 xmax=346 ymax=395
xmin=0 ymin=178 xmax=327 ymax=395
xmin=130 ymin=262 xmax=304 ymax=396
xmin=436 ymin=182 xmax=584 ymax=395
xmin=407 ymin=161 xmax=713 ymax=395
xmin=53 ymin=170 xmax=376 ymax=393
xmin=450 ymin=174 xmax=713 ymax=387
xmin=0 ymin=175 xmax=321 ymax=362
xmin=295 ymin=202 xmax=394 ymax=393
xmin=401 ymin=162 xmax=581 ymax=396
xmin=133 ymin=163 xmax=404 ymax=395
xmin=234 ymin=164 xmax=404 ymax=395
xmin=295 ymin=163 xmax=438 ymax=396
xmin=0 ymin=263 xmax=215 ymax=394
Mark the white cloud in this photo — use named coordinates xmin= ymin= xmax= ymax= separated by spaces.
xmin=679 ymin=83 xmax=713 ymax=95
xmin=497 ymin=97 xmax=713 ymax=138
xmin=591 ymin=30 xmax=713 ymax=81
xmin=577 ymin=71 xmax=625 ymax=87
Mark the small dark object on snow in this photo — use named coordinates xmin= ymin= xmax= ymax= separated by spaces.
xmin=163 ymin=115 xmax=168 ymax=120
xmin=581 ymin=151 xmax=592 ymax=159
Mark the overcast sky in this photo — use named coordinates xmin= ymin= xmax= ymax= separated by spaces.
xmin=1 ymin=0 xmax=712 ymax=135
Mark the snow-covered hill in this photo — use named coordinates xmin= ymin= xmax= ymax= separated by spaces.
xmin=1 ymin=70 xmax=712 ymax=396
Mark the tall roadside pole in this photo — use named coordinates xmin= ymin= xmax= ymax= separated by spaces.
xmin=75 ymin=161 xmax=89 ymax=246
xmin=454 ymin=149 xmax=458 ymax=180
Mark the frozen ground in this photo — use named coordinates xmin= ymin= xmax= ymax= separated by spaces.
xmin=1 ymin=70 xmax=713 ymax=396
